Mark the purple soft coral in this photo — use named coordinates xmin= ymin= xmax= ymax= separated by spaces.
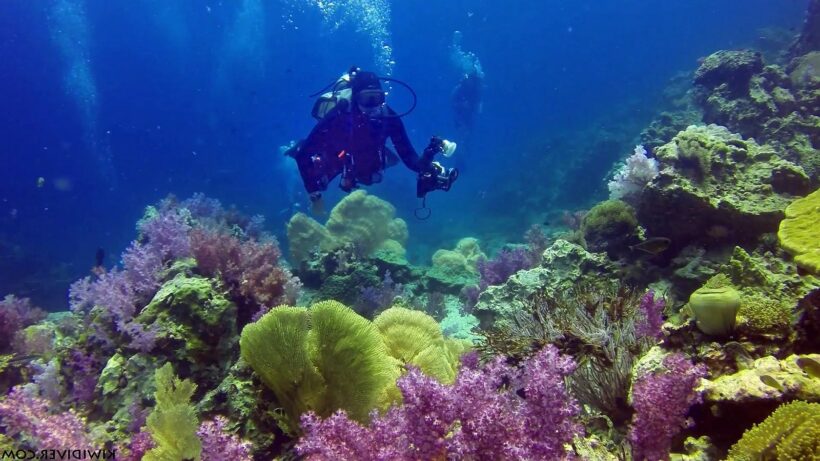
xmin=477 ymin=247 xmax=535 ymax=290
xmin=191 ymin=228 xmax=298 ymax=315
xmin=198 ymin=416 xmax=253 ymax=461
xmin=297 ymin=346 xmax=581 ymax=460
xmin=628 ymin=353 xmax=707 ymax=461
xmin=0 ymin=386 xmax=93 ymax=448
xmin=0 ymin=295 xmax=47 ymax=352
xmin=636 ymin=290 xmax=665 ymax=340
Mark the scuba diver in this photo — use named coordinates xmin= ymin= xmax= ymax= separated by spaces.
xmin=284 ymin=66 xmax=458 ymax=216
xmin=452 ymin=69 xmax=483 ymax=131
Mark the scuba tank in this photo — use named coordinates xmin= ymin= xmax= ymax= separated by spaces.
xmin=311 ymin=72 xmax=354 ymax=120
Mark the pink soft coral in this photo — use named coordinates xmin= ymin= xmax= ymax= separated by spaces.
xmin=0 ymin=386 xmax=93 ymax=448
xmin=297 ymin=346 xmax=581 ymax=460
xmin=191 ymin=229 xmax=299 ymax=317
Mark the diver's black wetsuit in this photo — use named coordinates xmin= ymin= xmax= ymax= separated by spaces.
xmin=295 ymin=105 xmax=429 ymax=194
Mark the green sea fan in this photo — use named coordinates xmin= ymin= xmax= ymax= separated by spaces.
xmin=238 ymin=305 xmax=325 ymax=426
xmin=307 ymin=300 xmax=397 ymax=422
xmin=144 ymin=363 xmax=202 ymax=461
xmin=374 ymin=307 xmax=470 ymax=385
xmin=240 ymin=301 xmax=398 ymax=427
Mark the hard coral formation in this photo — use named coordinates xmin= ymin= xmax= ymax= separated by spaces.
xmin=638 ymin=125 xmax=810 ymax=252
xmin=699 ymin=354 xmax=820 ymax=404
xmin=581 ymin=199 xmax=639 ymax=256
xmin=474 ymin=239 xmax=617 ymax=329
xmin=694 ymin=48 xmax=820 ymax=181
xmin=778 ymin=188 xmax=820 ymax=274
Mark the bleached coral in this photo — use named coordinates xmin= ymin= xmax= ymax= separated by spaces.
xmin=608 ymin=145 xmax=659 ymax=202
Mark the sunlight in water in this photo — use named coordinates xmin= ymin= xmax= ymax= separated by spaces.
xmin=49 ymin=0 xmax=115 ymax=186
xmin=288 ymin=0 xmax=394 ymax=75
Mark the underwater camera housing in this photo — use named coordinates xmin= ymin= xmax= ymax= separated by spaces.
xmin=417 ymin=165 xmax=458 ymax=198
xmin=417 ymin=136 xmax=459 ymax=198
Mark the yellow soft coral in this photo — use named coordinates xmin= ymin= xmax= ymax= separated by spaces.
xmin=778 ymin=188 xmax=820 ymax=274
xmin=285 ymin=191 xmax=409 ymax=263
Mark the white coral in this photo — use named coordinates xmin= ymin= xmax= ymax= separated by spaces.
xmin=608 ymin=145 xmax=659 ymax=202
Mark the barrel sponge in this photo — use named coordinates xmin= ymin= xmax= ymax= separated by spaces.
xmin=778 ymin=188 xmax=820 ymax=274
xmin=727 ymin=400 xmax=820 ymax=460
xmin=326 ymin=190 xmax=407 ymax=255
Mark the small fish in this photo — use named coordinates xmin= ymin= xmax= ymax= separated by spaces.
xmin=630 ymin=237 xmax=671 ymax=255
xmin=6 ymin=354 xmax=39 ymax=366
xmin=796 ymin=357 xmax=820 ymax=379
xmin=759 ymin=374 xmax=784 ymax=392
xmin=36 ymin=177 xmax=45 ymax=188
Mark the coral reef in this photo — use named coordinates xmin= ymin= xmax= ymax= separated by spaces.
xmin=638 ymin=125 xmax=811 ymax=253
xmin=693 ymin=48 xmax=820 ymax=181
xmin=474 ymin=239 xmax=617 ymax=329
xmin=699 ymin=354 xmax=820 ymax=404
xmin=3 ymin=5 xmax=820 ymax=456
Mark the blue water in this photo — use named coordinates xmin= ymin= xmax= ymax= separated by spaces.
xmin=0 ymin=0 xmax=809 ymax=309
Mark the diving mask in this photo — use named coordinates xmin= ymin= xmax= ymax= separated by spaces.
xmin=355 ymin=89 xmax=386 ymax=109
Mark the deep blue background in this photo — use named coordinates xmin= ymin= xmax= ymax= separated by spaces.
xmin=0 ymin=0 xmax=809 ymax=308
